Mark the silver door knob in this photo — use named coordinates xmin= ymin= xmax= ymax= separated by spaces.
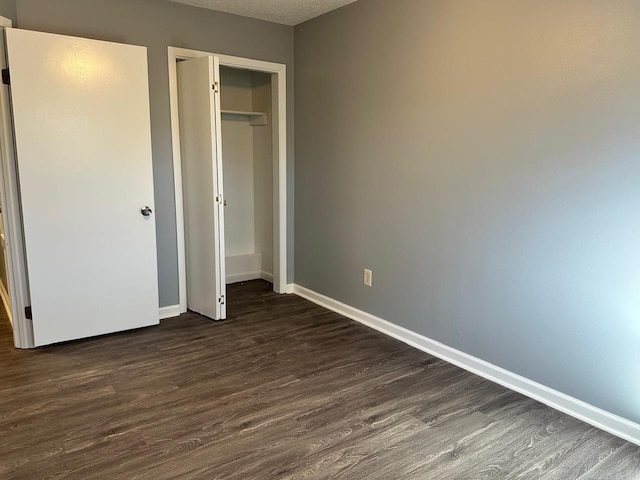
xmin=141 ymin=206 xmax=153 ymax=217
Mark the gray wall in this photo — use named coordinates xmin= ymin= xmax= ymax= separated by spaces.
xmin=12 ymin=0 xmax=294 ymax=306
xmin=294 ymin=0 xmax=640 ymax=423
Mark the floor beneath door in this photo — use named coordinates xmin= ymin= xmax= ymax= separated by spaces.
xmin=0 ymin=280 xmax=638 ymax=479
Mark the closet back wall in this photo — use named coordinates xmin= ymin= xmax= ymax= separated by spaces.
xmin=220 ymin=68 xmax=257 ymax=259
xmin=6 ymin=0 xmax=294 ymax=307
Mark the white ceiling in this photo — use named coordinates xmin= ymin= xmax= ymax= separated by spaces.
xmin=171 ymin=0 xmax=358 ymax=26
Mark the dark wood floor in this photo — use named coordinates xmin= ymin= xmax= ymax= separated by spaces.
xmin=0 ymin=280 xmax=639 ymax=479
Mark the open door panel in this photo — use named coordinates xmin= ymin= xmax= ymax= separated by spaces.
xmin=4 ymin=28 xmax=159 ymax=346
xmin=177 ymin=55 xmax=226 ymax=320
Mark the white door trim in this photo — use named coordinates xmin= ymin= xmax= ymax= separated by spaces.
xmin=168 ymin=46 xmax=288 ymax=313
xmin=0 ymin=23 xmax=34 ymax=349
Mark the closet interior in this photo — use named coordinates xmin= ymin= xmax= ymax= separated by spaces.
xmin=219 ymin=66 xmax=274 ymax=285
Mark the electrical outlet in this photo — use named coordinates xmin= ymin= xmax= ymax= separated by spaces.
xmin=364 ymin=269 xmax=372 ymax=287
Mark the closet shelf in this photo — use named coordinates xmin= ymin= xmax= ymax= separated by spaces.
xmin=221 ymin=110 xmax=268 ymax=126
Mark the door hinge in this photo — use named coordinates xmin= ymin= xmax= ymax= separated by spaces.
xmin=215 ymin=194 xmax=223 ymax=204
xmin=24 ymin=306 xmax=32 ymax=320
xmin=212 ymin=82 xmax=219 ymax=93
xmin=218 ymin=295 xmax=225 ymax=305
xmin=2 ymin=68 xmax=10 ymax=86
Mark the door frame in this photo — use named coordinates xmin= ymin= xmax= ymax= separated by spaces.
xmin=168 ymin=46 xmax=288 ymax=313
xmin=0 ymin=21 xmax=34 ymax=349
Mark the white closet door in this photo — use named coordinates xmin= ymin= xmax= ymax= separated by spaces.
xmin=177 ymin=56 xmax=226 ymax=320
xmin=5 ymin=28 xmax=159 ymax=346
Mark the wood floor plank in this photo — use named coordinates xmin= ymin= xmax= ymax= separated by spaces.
xmin=576 ymin=443 xmax=640 ymax=480
xmin=0 ymin=280 xmax=638 ymax=479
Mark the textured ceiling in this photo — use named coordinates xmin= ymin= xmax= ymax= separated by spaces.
xmin=171 ymin=0 xmax=358 ymax=26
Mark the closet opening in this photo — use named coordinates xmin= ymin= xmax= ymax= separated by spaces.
xmin=168 ymin=47 xmax=288 ymax=322
xmin=219 ymin=66 xmax=274 ymax=287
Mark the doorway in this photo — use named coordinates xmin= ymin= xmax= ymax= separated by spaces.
xmin=168 ymin=47 xmax=288 ymax=319
xmin=219 ymin=66 xmax=274 ymax=286
xmin=0 ymin=17 xmax=32 ymax=349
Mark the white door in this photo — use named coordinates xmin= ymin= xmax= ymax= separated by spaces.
xmin=177 ymin=56 xmax=226 ymax=320
xmin=5 ymin=28 xmax=159 ymax=346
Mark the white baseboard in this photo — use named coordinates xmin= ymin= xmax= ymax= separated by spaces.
xmin=284 ymin=283 xmax=294 ymax=294
xmin=225 ymin=270 xmax=274 ymax=284
xmin=293 ymin=284 xmax=640 ymax=447
xmin=226 ymin=254 xmax=263 ymax=284
xmin=226 ymin=271 xmax=262 ymax=284
xmin=159 ymin=304 xmax=181 ymax=320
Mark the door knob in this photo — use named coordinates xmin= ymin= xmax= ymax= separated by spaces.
xmin=141 ymin=206 xmax=153 ymax=217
